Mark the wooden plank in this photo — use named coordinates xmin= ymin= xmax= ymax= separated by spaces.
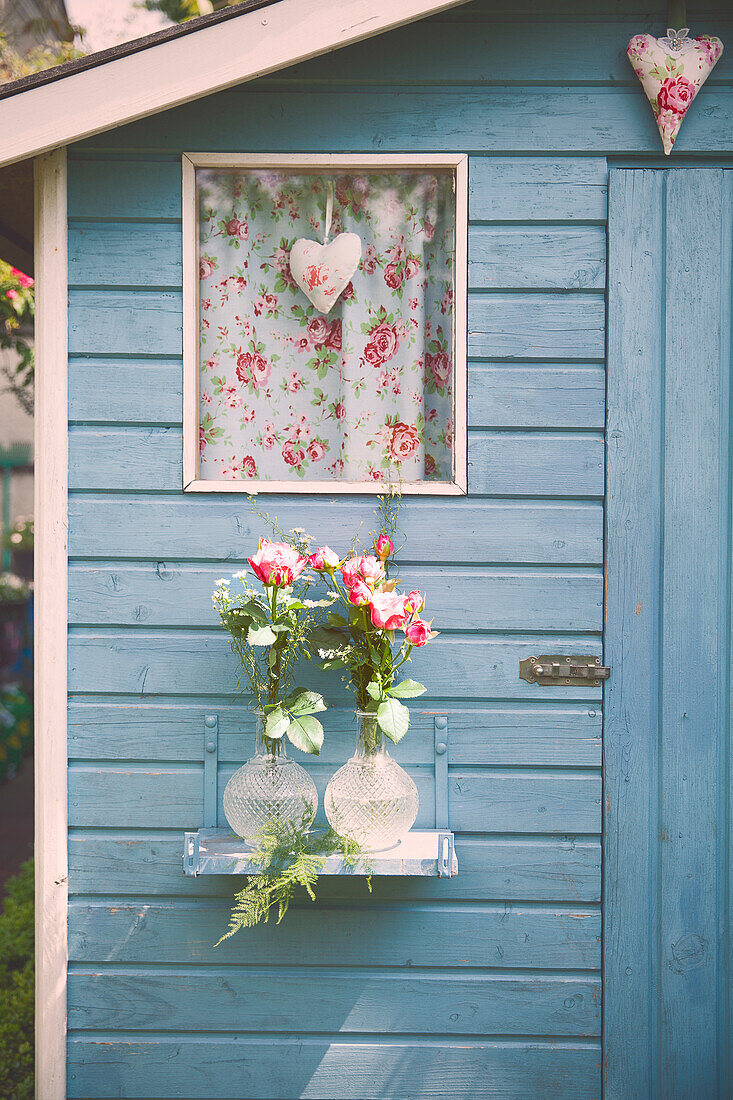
xmin=68 ymin=833 xmax=602 ymax=901
xmin=469 ymin=226 xmax=605 ymax=290
xmin=68 ymin=359 xmax=182 ymax=423
xmin=67 ymin=1036 xmax=601 ymax=1100
xmin=604 ymin=166 xmax=663 ymax=1100
xmin=68 ymin=159 xmax=182 ymax=219
xmin=469 ymin=365 xmax=605 ymax=429
xmin=68 ymin=223 xmax=182 ymax=287
xmin=68 ymin=361 xmax=604 ymax=429
xmin=67 ymin=702 xmax=602 ymax=766
xmin=658 ymin=170 xmax=729 ymax=1098
xmin=67 ymin=425 xmax=604 ymax=496
xmin=67 ymin=763 xmax=601 ymax=833
xmin=68 ymin=900 xmax=601 ymax=968
xmin=68 ymin=563 xmax=603 ymax=631
xmin=260 ymin=20 xmax=733 ymax=86
xmin=67 ymin=629 xmax=602 ymax=700
xmin=469 ymin=157 xmax=607 ymax=223
xmin=67 ymin=967 xmax=601 ymax=1035
xmin=469 ymin=293 xmax=604 ymax=360
xmin=68 ymin=290 xmax=182 ymax=356
xmin=81 ymin=88 xmax=733 ymax=156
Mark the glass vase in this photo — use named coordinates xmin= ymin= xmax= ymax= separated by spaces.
xmin=324 ymin=711 xmax=419 ymax=851
xmin=223 ymin=713 xmax=318 ymax=840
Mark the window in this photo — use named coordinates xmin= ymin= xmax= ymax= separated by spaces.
xmin=183 ymin=154 xmax=467 ymax=494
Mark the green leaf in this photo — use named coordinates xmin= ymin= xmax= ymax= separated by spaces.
xmin=388 ymin=679 xmax=427 ymax=699
xmin=366 ymin=680 xmax=385 ymax=702
xmin=236 ymin=600 xmax=267 ymax=625
xmin=287 ymin=714 xmax=324 ymax=755
xmin=376 ymin=698 xmax=410 ymax=743
xmin=247 ymin=624 xmax=277 ymax=646
xmin=285 ymin=687 xmax=327 ymax=716
xmin=265 ymin=707 xmax=290 ymax=740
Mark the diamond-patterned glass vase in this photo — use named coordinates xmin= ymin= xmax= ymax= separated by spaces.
xmin=223 ymin=713 xmax=318 ymax=840
xmin=324 ymin=711 xmax=418 ymax=851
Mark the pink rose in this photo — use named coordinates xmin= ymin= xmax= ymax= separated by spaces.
xmin=325 ymin=319 xmax=342 ymax=350
xmin=307 ymin=316 xmax=330 ymax=345
xmin=241 ymin=456 xmax=257 ymax=479
xmin=371 ymin=322 xmax=398 ymax=363
xmin=341 ymin=558 xmax=361 ymax=589
xmin=657 ymin=75 xmax=695 ymax=116
xmin=695 ymin=36 xmax=722 ymax=66
xmin=405 ymin=617 xmax=432 ymax=647
xmin=363 ymin=342 xmax=383 ymax=366
xmin=334 ymin=402 xmax=346 ymax=421
xmin=427 ymin=350 xmax=452 ymax=390
xmin=357 ymin=555 xmax=386 ymax=585
xmin=199 ymin=258 xmax=215 ymax=279
xmin=384 ymin=262 xmax=403 ymax=290
xmin=627 ymin=33 xmax=650 ymax=59
xmin=341 ymin=281 xmax=355 ymax=301
xmin=10 ymin=267 xmax=33 ymax=289
xmin=349 ymin=578 xmax=372 ymax=606
xmin=235 ymin=352 xmax=251 ymax=384
xmin=250 ymin=352 xmax=271 ymax=389
xmin=226 ymin=217 xmax=248 ymax=239
xmin=404 ymin=256 xmax=419 ymax=279
xmin=388 ymin=422 xmax=420 ymax=462
xmin=309 ymin=546 xmax=340 ymax=572
xmin=282 ymin=441 xmax=305 ymax=467
xmin=405 ymin=590 xmax=425 ymax=614
xmin=248 ymin=540 xmax=307 ymax=586
xmin=6 ymin=289 xmax=17 ymax=300
xmin=374 ymin=535 xmax=394 ymax=561
xmin=369 ymin=591 xmax=409 ymax=631
xmin=307 ymin=440 xmax=326 ymax=462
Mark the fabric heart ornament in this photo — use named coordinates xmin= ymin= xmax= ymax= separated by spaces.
xmin=628 ymin=28 xmax=724 ymax=155
xmin=290 ymin=232 xmax=361 ymax=314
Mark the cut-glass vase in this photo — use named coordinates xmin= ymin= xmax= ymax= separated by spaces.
xmin=324 ymin=711 xmax=419 ymax=851
xmin=223 ymin=713 xmax=318 ymax=840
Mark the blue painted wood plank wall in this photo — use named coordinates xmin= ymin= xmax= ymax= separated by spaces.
xmin=63 ymin=1 xmax=733 ymax=1097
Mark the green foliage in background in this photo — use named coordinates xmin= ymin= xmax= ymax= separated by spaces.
xmin=140 ymin=0 xmax=243 ymax=22
xmin=0 ymin=860 xmax=34 ymax=1100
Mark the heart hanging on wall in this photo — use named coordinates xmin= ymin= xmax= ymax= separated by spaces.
xmin=627 ymin=28 xmax=724 ymax=155
xmin=290 ymin=181 xmax=361 ymax=314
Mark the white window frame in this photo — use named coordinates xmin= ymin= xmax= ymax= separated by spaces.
xmin=182 ymin=152 xmax=468 ymax=495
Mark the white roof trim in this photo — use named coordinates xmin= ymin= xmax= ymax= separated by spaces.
xmin=0 ymin=0 xmax=470 ymax=168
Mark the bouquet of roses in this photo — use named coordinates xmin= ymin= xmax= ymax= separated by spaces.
xmin=309 ymin=534 xmax=437 ymax=743
xmin=213 ymin=537 xmax=337 ymax=754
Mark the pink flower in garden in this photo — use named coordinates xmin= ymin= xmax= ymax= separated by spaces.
xmin=374 ymin=535 xmax=394 ymax=561
xmin=357 ymin=555 xmax=386 ymax=585
xmin=657 ymin=76 xmax=695 ymax=116
xmin=10 ymin=267 xmax=33 ymax=289
xmin=405 ymin=590 xmax=425 ymax=614
xmin=349 ymin=578 xmax=372 ymax=606
xmin=282 ymin=440 xmax=305 ymax=468
xmin=6 ymin=289 xmax=17 ymax=300
xmin=248 ymin=540 xmax=307 ymax=586
xmin=309 ymin=546 xmax=340 ymax=572
xmin=307 ymin=440 xmax=326 ymax=462
xmin=426 ymin=350 xmax=452 ymax=390
xmin=405 ymin=617 xmax=432 ymax=647
xmin=241 ymin=456 xmax=257 ymax=479
xmin=369 ymin=591 xmax=409 ymax=631
xmin=388 ymin=421 xmax=420 ymax=462
xmin=384 ymin=262 xmax=403 ymax=290
xmin=199 ymin=257 xmax=216 ymax=279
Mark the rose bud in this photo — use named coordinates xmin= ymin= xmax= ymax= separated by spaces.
xmin=405 ymin=590 xmax=425 ymax=614
xmin=309 ymin=545 xmax=340 ymax=572
xmin=374 ymin=535 xmax=394 ymax=561
xmin=405 ymin=617 xmax=432 ymax=647
xmin=349 ymin=578 xmax=372 ymax=606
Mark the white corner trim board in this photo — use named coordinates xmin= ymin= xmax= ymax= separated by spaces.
xmin=34 ymin=147 xmax=68 ymax=1100
xmin=0 ymin=0 xmax=470 ymax=169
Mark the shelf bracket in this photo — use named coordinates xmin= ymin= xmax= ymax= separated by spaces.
xmin=203 ymin=714 xmax=219 ymax=828
xmin=437 ymin=830 xmax=455 ymax=878
xmin=434 ymin=715 xmax=449 ymax=829
xmin=183 ymin=831 xmax=199 ymax=876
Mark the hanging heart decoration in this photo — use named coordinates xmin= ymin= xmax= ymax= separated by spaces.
xmin=627 ymin=28 xmax=724 ymax=155
xmin=289 ymin=181 xmax=361 ymax=314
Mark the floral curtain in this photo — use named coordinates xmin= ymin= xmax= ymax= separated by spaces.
xmin=197 ymin=168 xmax=455 ymax=485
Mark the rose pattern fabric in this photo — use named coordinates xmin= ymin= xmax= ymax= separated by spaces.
xmin=627 ymin=31 xmax=724 ymax=155
xmin=197 ymin=169 xmax=455 ymax=484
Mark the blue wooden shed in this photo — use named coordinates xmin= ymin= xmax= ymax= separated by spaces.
xmin=2 ymin=0 xmax=733 ymax=1096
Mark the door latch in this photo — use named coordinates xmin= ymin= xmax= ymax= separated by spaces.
xmin=519 ymin=655 xmax=610 ymax=687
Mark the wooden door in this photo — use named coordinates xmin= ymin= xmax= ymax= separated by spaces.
xmin=605 ymin=168 xmax=733 ymax=1098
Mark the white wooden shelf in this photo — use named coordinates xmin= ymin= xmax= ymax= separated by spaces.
xmin=184 ymin=828 xmax=458 ymax=877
